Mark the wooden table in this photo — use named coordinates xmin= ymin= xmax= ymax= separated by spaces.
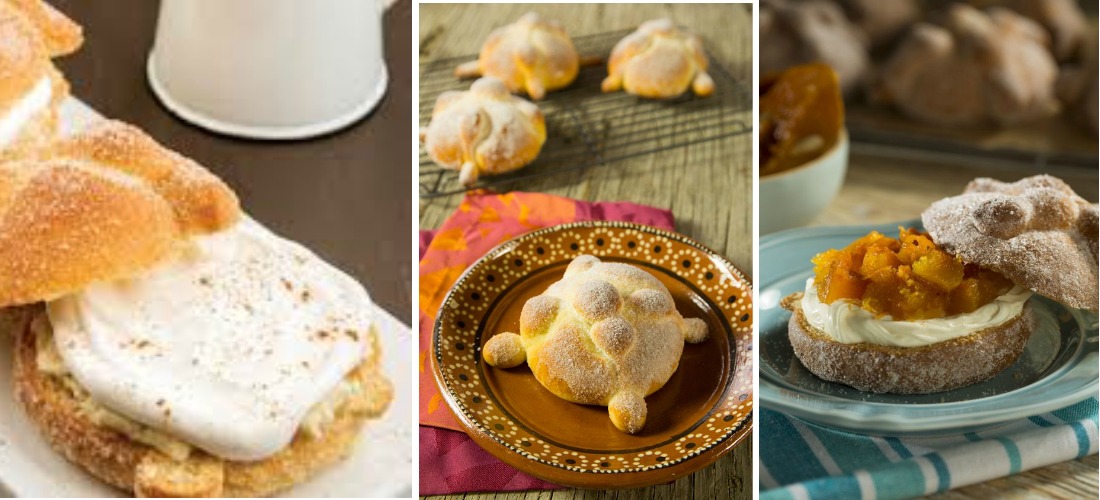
xmin=50 ymin=0 xmax=414 ymax=324
xmin=419 ymin=3 xmax=753 ymax=499
xmin=815 ymin=146 xmax=1099 ymax=499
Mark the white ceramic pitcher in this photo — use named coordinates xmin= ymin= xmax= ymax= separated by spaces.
xmin=147 ymin=0 xmax=388 ymax=139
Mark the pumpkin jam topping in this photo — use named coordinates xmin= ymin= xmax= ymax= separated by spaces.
xmin=811 ymin=228 xmax=1013 ymax=321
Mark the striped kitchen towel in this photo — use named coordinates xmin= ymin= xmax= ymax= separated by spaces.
xmin=760 ymin=397 xmax=1099 ymax=500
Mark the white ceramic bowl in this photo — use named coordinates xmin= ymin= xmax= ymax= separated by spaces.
xmin=760 ymin=130 xmax=849 ymax=234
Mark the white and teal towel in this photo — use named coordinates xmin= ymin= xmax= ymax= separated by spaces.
xmin=760 ymin=398 xmax=1098 ymax=499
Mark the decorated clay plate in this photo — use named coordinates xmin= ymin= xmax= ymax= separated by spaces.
xmin=759 ymin=220 xmax=1099 ymax=436
xmin=431 ymin=222 xmax=753 ymax=488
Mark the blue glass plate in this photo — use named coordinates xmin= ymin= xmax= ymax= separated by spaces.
xmin=759 ymin=220 xmax=1099 ymax=436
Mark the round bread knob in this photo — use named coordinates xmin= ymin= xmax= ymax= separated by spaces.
xmin=591 ymin=317 xmax=635 ymax=356
xmin=483 ymin=332 xmax=525 ymax=368
xmin=470 ymin=77 xmax=509 ymax=97
xmin=627 ymin=288 xmax=675 ymax=316
xmin=519 ymin=295 xmax=560 ymax=334
xmin=608 ymin=391 xmax=646 ymax=434
xmin=972 ymin=195 xmax=1032 ymax=238
xmin=965 ymin=177 xmax=1009 ymax=193
xmin=573 ymin=279 xmax=622 ymax=321
xmin=1018 ymin=175 xmax=1075 ymax=196
xmin=565 ymin=254 xmax=601 ymax=277
xmin=1078 ymin=204 xmax=1098 ymax=258
xmin=684 ymin=317 xmax=709 ymax=343
xmin=1026 ymin=187 xmax=1079 ymax=230
xmin=639 ymin=18 xmax=675 ymax=35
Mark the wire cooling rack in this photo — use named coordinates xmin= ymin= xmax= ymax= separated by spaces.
xmin=419 ymin=29 xmax=752 ymax=198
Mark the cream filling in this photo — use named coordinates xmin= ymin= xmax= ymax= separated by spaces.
xmin=800 ymin=278 xmax=1031 ymax=348
xmin=46 ymin=218 xmax=374 ymax=461
xmin=0 ymin=76 xmax=52 ymax=147
xmin=34 ymin=310 xmax=367 ymax=462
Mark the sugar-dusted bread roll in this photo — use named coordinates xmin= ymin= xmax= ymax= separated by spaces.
xmin=975 ymin=0 xmax=1088 ymax=63
xmin=601 ymin=19 xmax=714 ymax=99
xmin=834 ymin=0 xmax=918 ymax=49
xmin=922 ymin=175 xmax=1098 ymax=311
xmin=877 ymin=4 xmax=1058 ymax=126
xmin=454 ymin=12 xmax=580 ymax=100
xmin=760 ymin=0 xmax=870 ymax=96
xmin=0 ymin=0 xmax=83 ymax=158
xmin=3 ymin=120 xmax=394 ymax=497
xmin=483 ymin=255 xmax=709 ymax=434
xmin=419 ymin=77 xmax=546 ymax=186
xmin=0 ymin=120 xmax=240 ymax=307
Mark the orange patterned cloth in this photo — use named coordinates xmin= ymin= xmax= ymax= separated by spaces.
xmin=418 ymin=192 xmax=675 ymax=429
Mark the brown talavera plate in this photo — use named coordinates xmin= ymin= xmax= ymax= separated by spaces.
xmin=431 ymin=222 xmax=753 ymax=488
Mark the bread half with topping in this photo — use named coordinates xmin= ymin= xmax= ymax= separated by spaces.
xmin=11 ymin=307 xmax=392 ymax=497
xmin=781 ymin=292 xmax=1032 ymax=394
xmin=0 ymin=0 xmax=82 ymax=159
xmin=2 ymin=121 xmax=393 ymax=497
xmin=784 ymin=174 xmax=1096 ymax=394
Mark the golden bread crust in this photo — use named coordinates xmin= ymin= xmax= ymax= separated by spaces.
xmin=0 ymin=89 xmax=56 ymax=160
xmin=0 ymin=0 xmax=50 ymax=106
xmin=0 ymin=0 xmax=79 ymax=119
xmin=455 ymin=12 xmax=579 ymax=100
xmin=0 ymin=121 xmax=240 ymax=307
xmin=45 ymin=121 xmax=241 ymax=234
xmin=420 ymin=78 xmax=546 ymax=186
xmin=4 ymin=0 xmax=80 ymax=56
xmin=782 ymin=292 xmax=1033 ymax=394
xmin=483 ymin=255 xmax=708 ymax=434
xmin=602 ymin=19 xmax=714 ymax=99
xmin=4 ymin=0 xmax=82 ymax=56
xmin=11 ymin=306 xmax=393 ymax=497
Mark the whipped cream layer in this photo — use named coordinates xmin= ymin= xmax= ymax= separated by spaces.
xmin=48 ymin=217 xmax=374 ymax=461
xmin=800 ymin=278 xmax=1030 ymax=348
xmin=0 ymin=76 xmax=51 ymax=147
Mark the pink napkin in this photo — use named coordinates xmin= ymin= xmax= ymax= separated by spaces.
xmin=418 ymin=192 xmax=675 ymax=495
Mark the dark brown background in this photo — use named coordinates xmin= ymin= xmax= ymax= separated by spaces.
xmin=51 ymin=0 xmax=413 ymax=324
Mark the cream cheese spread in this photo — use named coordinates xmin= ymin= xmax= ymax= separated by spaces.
xmin=0 ymin=76 xmax=51 ymax=147
xmin=47 ymin=217 xmax=374 ymax=461
xmin=800 ymin=278 xmax=1031 ymax=347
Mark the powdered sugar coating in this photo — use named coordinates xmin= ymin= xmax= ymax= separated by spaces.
xmin=483 ymin=255 xmax=709 ymax=434
xmin=591 ymin=317 xmax=634 ymax=356
xmin=0 ymin=1 xmax=51 ymax=112
xmin=483 ymin=332 xmax=525 ymax=368
xmin=420 ymin=77 xmax=546 ymax=186
xmin=602 ymin=19 xmax=714 ymax=98
xmin=458 ymin=12 xmax=580 ymax=100
xmin=684 ymin=318 xmax=709 ymax=344
xmin=608 ymin=391 xmax=646 ymax=434
xmin=922 ymin=175 xmax=1098 ymax=311
xmin=519 ymin=295 xmax=560 ymax=333
xmin=627 ymin=288 xmax=675 ymax=316
xmin=0 ymin=121 xmax=240 ymax=307
xmin=572 ymin=280 xmax=621 ymax=322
